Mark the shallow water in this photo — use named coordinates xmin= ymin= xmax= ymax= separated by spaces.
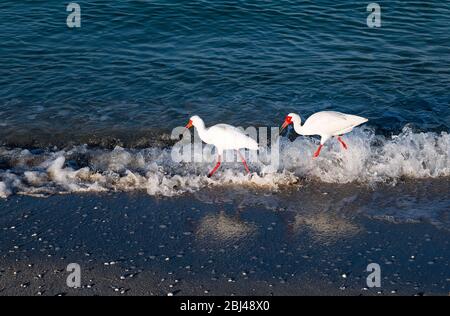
xmin=0 ymin=0 xmax=449 ymax=140
xmin=0 ymin=127 xmax=448 ymax=198
xmin=0 ymin=1 xmax=449 ymax=200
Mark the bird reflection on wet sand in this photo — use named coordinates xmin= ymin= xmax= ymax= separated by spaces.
xmin=195 ymin=210 xmax=257 ymax=245
xmin=0 ymin=179 xmax=448 ymax=295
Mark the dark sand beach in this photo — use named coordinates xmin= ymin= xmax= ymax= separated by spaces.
xmin=1 ymin=180 xmax=448 ymax=296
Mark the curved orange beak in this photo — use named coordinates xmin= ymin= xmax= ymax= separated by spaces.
xmin=279 ymin=116 xmax=292 ymax=135
xmin=185 ymin=119 xmax=193 ymax=129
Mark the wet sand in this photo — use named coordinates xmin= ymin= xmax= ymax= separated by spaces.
xmin=0 ymin=180 xmax=449 ymax=296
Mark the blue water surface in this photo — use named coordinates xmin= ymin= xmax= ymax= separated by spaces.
xmin=0 ymin=0 xmax=449 ymax=142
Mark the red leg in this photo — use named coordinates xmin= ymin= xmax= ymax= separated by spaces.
xmin=313 ymin=144 xmax=323 ymax=158
xmin=337 ymin=136 xmax=348 ymax=150
xmin=237 ymin=150 xmax=250 ymax=174
xmin=207 ymin=155 xmax=221 ymax=178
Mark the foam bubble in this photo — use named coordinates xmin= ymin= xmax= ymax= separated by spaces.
xmin=0 ymin=127 xmax=448 ymax=198
xmin=281 ymin=127 xmax=449 ymax=183
xmin=0 ymin=181 xmax=10 ymax=198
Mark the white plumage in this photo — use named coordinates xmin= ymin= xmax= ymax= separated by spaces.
xmin=280 ymin=111 xmax=368 ymax=158
xmin=185 ymin=115 xmax=258 ymax=177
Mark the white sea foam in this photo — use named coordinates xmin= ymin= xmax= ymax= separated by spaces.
xmin=0 ymin=181 xmax=10 ymax=198
xmin=0 ymin=127 xmax=448 ymax=198
xmin=281 ymin=127 xmax=450 ymax=183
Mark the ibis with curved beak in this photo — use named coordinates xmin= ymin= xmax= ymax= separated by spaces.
xmin=280 ymin=111 xmax=368 ymax=158
xmin=185 ymin=115 xmax=259 ymax=177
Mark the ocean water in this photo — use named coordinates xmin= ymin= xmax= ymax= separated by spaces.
xmin=0 ymin=0 xmax=449 ymax=198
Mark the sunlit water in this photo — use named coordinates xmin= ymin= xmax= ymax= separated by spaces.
xmin=0 ymin=1 xmax=449 ymax=199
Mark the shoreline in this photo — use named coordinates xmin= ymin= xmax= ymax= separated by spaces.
xmin=0 ymin=183 xmax=449 ymax=296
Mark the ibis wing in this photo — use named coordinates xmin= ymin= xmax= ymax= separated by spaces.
xmin=304 ymin=111 xmax=367 ymax=136
xmin=208 ymin=124 xmax=258 ymax=150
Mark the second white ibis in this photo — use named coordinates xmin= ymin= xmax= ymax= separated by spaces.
xmin=280 ymin=111 xmax=368 ymax=158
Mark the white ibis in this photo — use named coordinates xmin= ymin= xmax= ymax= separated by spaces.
xmin=185 ymin=115 xmax=258 ymax=177
xmin=280 ymin=111 xmax=368 ymax=158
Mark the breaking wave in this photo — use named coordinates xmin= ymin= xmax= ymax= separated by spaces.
xmin=0 ymin=127 xmax=448 ymax=198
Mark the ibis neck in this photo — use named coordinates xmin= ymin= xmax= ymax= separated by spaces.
xmin=293 ymin=121 xmax=304 ymax=135
xmin=194 ymin=120 xmax=208 ymax=141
